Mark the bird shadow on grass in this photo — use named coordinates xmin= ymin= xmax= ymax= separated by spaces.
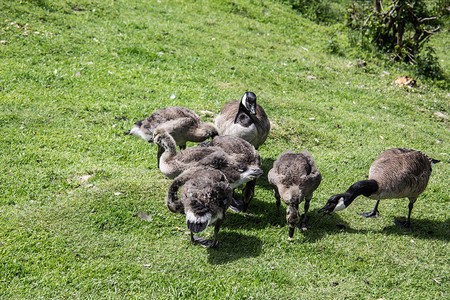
xmin=207 ymin=231 xmax=262 ymax=265
xmin=317 ymin=213 xmax=450 ymax=242
xmin=222 ymin=195 xmax=350 ymax=243
xmin=379 ymin=217 xmax=450 ymax=241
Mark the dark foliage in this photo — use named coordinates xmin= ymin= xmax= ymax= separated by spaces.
xmin=346 ymin=0 xmax=441 ymax=63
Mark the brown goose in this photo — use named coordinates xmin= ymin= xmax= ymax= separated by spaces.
xmin=166 ymin=167 xmax=232 ymax=248
xmin=215 ymin=92 xmax=270 ymax=149
xmin=153 ymin=128 xmax=263 ymax=186
xmin=201 ymin=135 xmax=262 ymax=212
xmin=319 ymin=148 xmax=440 ymax=231
xmin=268 ymin=151 xmax=322 ymax=240
xmin=126 ymin=106 xmax=218 ymax=164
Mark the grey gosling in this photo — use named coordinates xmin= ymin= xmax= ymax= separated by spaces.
xmin=268 ymin=151 xmax=322 ymax=240
xmin=319 ymin=148 xmax=440 ymax=231
xmin=166 ymin=167 xmax=232 ymax=248
xmin=153 ymin=128 xmax=263 ymax=186
xmin=215 ymin=92 xmax=270 ymax=150
xmin=201 ymin=135 xmax=262 ymax=212
xmin=126 ymin=106 xmax=218 ymax=165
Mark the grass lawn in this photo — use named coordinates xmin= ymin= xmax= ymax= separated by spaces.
xmin=1 ymin=0 xmax=448 ymax=298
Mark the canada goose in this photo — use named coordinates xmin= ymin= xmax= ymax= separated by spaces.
xmin=153 ymin=128 xmax=263 ymax=186
xmin=165 ymin=167 xmax=232 ymax=248
xmin=126 ymin=106 xmax=218 ymax=165
xmin=215 ymin=92 xmax=270 ymax=149
xmin=319 ymin=148 xmax=440 ymax=231
xmin=268 ymin=151 xmax=322 ymax=240
xmin=201 ymin=135 xmax=262 ymax=212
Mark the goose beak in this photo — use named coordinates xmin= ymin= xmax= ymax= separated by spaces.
xmin=318 ymin=203 xmax=334 ymax=216
xmin=251 ymin=169 xmax=264 ymax=178
xmin=249 ymin=105 xmax=257 ymax=115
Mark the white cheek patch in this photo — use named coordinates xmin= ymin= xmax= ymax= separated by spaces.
xmin=334 ymin=197 xmax=346 ymax=212
xmin=245 ymin=99 xmax=251 ymax=111
xmin=242 ymin=94 xmax=249 ymax=110
xmin=186 ymin=211 xmax=211 ymax=226
xmin=230 ymin=169 xmax=261 ymax=188
xmin=129 ymin=127 xmax=153 ymax=142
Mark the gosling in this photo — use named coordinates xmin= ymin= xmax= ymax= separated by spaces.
xmin=268 ymin=151 xmax=322 ymax=240
xmin=166 ymin=167 xmax=232 ymax=248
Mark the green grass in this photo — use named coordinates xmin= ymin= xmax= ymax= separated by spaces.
xmin=0 ymin=0 xmax=448 ymax=298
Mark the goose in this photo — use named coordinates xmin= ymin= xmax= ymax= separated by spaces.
xmin=319 ymin=148 xmax=440 ymax=231
xmin=215 ymin=92 xmax=270 ymax=149
xmin=268 ymin=151 xmax=322 ymax=240
xmin=201 ymin=135 xmax=262 ymax=212
xmin=166 ymin=166 xmax=232 ymax=248
xmin=153 ymin=128 xmax=263 ymax=186
xmin=126 ymin=106 xmax=218 ymax=165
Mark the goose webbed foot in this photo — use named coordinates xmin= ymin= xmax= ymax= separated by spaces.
xmin=357 ymin=210 xmax=379 ymax=218
xmin=297 ymin=214 xmax=311 ymax=231
xmin=229 ymin=197 xmax=244 ymax=213
xmin=394 ymin=220 xmax=413 ymax=232
xmin=297 ymin=222 xmax=311 ymax=231
xmin=191 ymin=235 xmax=218 ymax=248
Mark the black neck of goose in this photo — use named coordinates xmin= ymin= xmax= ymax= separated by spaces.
xmin=343 ymin=180 xmax=378 ymax=206
xmin=234 ymin=102 xmax=251 ymax=124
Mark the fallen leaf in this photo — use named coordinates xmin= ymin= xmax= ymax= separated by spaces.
xmin=78 ymin=174 xmax=92 ymax=183
xmin=434 ymin=111 xmax=449 ymax=120
xmin=136 ymin=211 xmax=152 ymax=222
xmin=394 ymin=76 xmax=416 ymax=87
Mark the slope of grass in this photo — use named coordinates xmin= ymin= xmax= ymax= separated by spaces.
xmin=0 ymin=0 xmax=448 ymax=298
